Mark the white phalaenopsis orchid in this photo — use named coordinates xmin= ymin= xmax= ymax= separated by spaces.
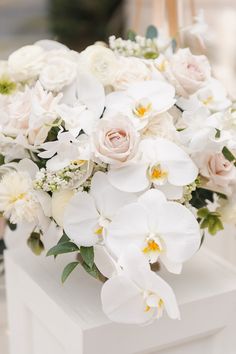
xmin=108 ymin=137 xmax=198 ymax=199
xmin=106 ymin=189 xmax=201 ymax=273
xmin=101 ymin=246 xmax=180 ymax=324
xmin=63 ymin=172 xmax=137 ymax=247
xmin=105 ymin=80 xmax=175 ymax=130
xmin=57 ymin=72 xmax=105 ymax=136
xmin=38 ymin=131 xmax=81 ymax=171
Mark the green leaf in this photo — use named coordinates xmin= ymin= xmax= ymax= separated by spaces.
xmin=127 ymin=29 xmax=136 ymax=41
xmin=197 ymin=208 xmax=209 ymax=218
xmin=7 ymin=220 xmax=17 ymax=231
xmin=61 ymin=261 xmax=79 ymax=283
xmin=215 ymin=128 xmax=221 ymax=139
xmin=80 ymin=246 xmax=94 ymax=268
xmin=144 ymin=51 xmax=158 ymax=59
xmin=0 ymin=154 xmax=5 ymax=166
xmin=27 ymin=232 xmax=44 ymax=256
xmin=208 ymin=217 xmax=224 ymax=235
xmin=222 ymin=146 xmax=235 ymax=162
xmin=82 ymin=262 xmax=99 ymax=279
xmin=57 ymin=232 xmax=70 ymax=244
xmin=146 ymin=25 xmax=158 ymax=39
xmin=46 ymin=241 xmax=79 ymax=257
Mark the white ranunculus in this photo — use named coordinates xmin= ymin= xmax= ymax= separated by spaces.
xmin=101 ymin=246 xmax=180 ymax=324
xmin=108 ymin=137 xmax=198 ymax=199
xmin=51 ymin=189 xmax=75 ymax=228
xmin=78 ymin=44 xmax=118 ymax=86
xmin=105 ymin=80 xmax=176 ymax=131
xmin=8 ymin=45 xmax=45 ymax=82
xmin=165 ymin=48 xmax=211 ymax=97
xmin=63 ymin=172 xmax=137 ymax=247
xmin=112 ymin=56 xmax=151 ymax=90
xmin=106 ymin=189 xmax=201 ymax=274
xmin=92 ymin=115 xmax=140 ymax=165
xmin=39 ymin=57 xmax=77 ymax=92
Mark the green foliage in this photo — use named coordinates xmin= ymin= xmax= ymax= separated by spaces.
xmin=144 ymin=51 xmax=158 ymax=59
xmin=190 ymin=188 xmax=214 ymax=209
xmin=80 ymin=246 xmax=94 ymax=268
xmin=27 ymin=232 xmax=45 ymax=256
xmin=0 ymin=154 xmax=5 ymax=166
xmin=0 ymin=78 xmax=16 ymax=95
xmin=82 ymin=262 xmax=100 ymax=280
xmin=215 ymin=128 xmax=221 ymax=139
xmin=46 ymin=240 xmax=79 ymax=257
xmin=61 ymin=261 xmax=79 ymax=283
xmin=145 ymin=25 xmax=158 ymax=39
xmin=197 ymin=208 xmax=224 ymax=236
xmin=127 ymin=29 xmax=136 ymax=41
xmin=222 ymin=146 xmax=236 ymax=163
xmin=7 ymin=220 xmax=17 ymax=231
xmin=46 ymin=126 xmax=61 ymax=142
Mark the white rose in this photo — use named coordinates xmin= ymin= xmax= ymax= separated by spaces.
xmin=78 ymin=44 xmax=118 ymax=86
xmin=92 ymin=116 xmax=139 ymax=165
xmin=8 ymin=45 xmax=45 ymax=81
xmin=39 ymin=57 xmax=77 ymax=92
xmin=51 ymin=189 xmax=75 ymax=228
xmin=165 ymin=48 xmax=211 ymax=97
xmin=112 ymin=57 xmax=151 ymax=90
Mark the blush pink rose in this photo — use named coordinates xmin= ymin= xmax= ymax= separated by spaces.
xmin=165 ymin=48 xmax=211 ymax=97
xmin=200 ymin=152 xmax=236 ymax=194
xmin=92 ymin=116 xmax=139 ymax=165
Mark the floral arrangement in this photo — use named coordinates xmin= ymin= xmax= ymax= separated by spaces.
xmin=0 ymin=25 xmax=236 ymax=325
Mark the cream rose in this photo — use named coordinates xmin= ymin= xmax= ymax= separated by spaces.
xmin=199 ymin=152 xmax=236 ymax=194
xmin=39 ymin=57 xmax=77 ymax=92
xmin=8 ymin=45 xmax=45 ymax=81
xmin=112 ymin=57 xmax=151 ymax=90
xmin=78 ymin=44 xmax=118 ymax=86
xmin=92 ymin=116 xmax=139 ymax=165
xmin=165 ymin=48 xmax=211 ymax=97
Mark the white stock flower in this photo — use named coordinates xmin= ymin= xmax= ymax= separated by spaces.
xmin=165 ymin=48 xmax=211 ymax=97
xmin=8 ymin=45 xmax=45 ymax=81
xmin=101 ymin=246 xmax=180 ymax=324
xmin=105 ymin=80 xmax=176 ymax=131
xmin=106 ymin=189 xmax=200 ymax=274
xmin=108 ymin=137 xmax=198 ymax=199
xmin=78 ymin=44 xmax=118 ymax=86
xmin=63 ymin=172 xmax=137 ymax=247
xmin=92 ymin=115 xmax=140 ymax=165
xmin=112 ymin=56 xmax=151 ymax=90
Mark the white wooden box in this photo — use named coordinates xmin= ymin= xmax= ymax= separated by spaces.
xmin=4 ymin=247 xmax=236 ymax=354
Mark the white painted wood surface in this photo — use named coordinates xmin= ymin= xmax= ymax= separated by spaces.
xmin=4 ymin=246 xmax=236 ymax=354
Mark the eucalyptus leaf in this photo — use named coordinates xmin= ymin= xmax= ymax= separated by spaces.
xmin=146 ymin=25 xmax=158 ymax=39
xmin=61 ymin=261 xmax=79 ymax=283
xmin=58 ymin=232 xmax=70 ymax=244
xmin=82 ymin=262 xmax=99 ymax=280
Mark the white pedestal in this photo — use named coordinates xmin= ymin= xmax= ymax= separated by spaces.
xmin=4 ymin=247 xmax=236 ymax=354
